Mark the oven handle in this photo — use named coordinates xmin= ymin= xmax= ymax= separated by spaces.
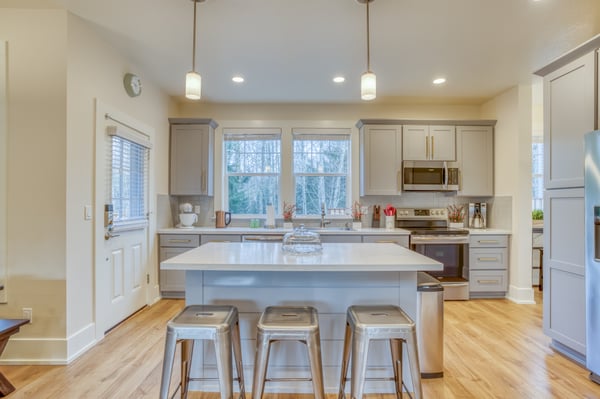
xmin=411 ymin=235 xmax=469 ymax=245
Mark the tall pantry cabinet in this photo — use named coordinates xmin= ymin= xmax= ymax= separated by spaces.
xmin=535 ymin=37 xmax=600 ymax=363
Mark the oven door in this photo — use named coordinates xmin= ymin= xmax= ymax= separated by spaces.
xmin=411 ymin=237 xmax=469 ymax=282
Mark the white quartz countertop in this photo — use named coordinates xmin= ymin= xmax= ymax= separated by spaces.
xmin=157 ymin=226 xmax=411 ymax=235
xmin=160 ymin=242 xmax=442 ymax=272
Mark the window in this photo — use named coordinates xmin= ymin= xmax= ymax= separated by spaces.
xmin=224 ymin=129 xmax=281 ymax=215
xmin=106 ymin=126 xmax=150 ymax=228
xmin=292 ymin=129 xmax=350 ymax=216
xmin=532 ymin=139 xmax=543 ymax=211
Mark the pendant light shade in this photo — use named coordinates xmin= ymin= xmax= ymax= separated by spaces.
xmin=359 ymin=0 xmax=376 ymax=101
xmin=185 ymin=0 xmax=204 ymax=100
xmin=361 ymin=71 xmax=376 ymax=101
xmin=185 ymin=71 xmax=202 ymax=100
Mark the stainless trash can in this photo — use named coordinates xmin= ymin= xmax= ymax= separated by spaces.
xmin=417 ymin=272 xmax=444 ymax=378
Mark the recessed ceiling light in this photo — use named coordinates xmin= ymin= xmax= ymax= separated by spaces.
xmin=232 ymin=76 xmax=244 ymax=83
xmin=333 ymin=76 xmax=345 ymax=83
xmin=433 ymin=78 xmax=446 ymax=85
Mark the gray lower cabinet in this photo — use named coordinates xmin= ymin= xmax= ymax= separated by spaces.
xmin=362 ymin=235 xmax=409 ymax=248
xmin=469 ymin=235 xmax=508 ymax=298
xmin=200 ymin=234 xmax=242 ymax=244
xmin=319 ymin=234 xmax=362 ymax=243
xmin=159 ymin=234 xmax=200 ymax=297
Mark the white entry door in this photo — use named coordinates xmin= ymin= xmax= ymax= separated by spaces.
xmin=94 ymin=101 xmax=153 ymax=336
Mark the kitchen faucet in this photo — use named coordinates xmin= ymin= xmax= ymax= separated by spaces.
xmin=320 ymin=203 xmax=331 ymax=228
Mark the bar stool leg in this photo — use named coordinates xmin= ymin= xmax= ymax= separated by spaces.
xmin=215 ymin=332 xmax=234 ymax=399
xmin=181 ymin=340 xmax=195 ymax=399
xmin=252 ymin=332 xmax=271 ymax=399
xmin=338 ymin=322 xmax=352 ymax=399
xmin=231 ymin=320 xmax=246 ymax=399
xmin=390 ymin=338 xmax=403 ymax=399
xmin=351 ymin=332 xmax=370 ymax=399
xmin=405 ymin=330 xmax=423 ymax=399
xmin=159 ymin=328 xmax=177 ymax=399
xmin=307 ymin=330 xmax=325 ymax=399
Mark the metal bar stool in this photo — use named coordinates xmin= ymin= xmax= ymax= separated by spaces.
xmin=252 ymin=306 xmax=325 ymax=399
xmin=160 ymin=305 xmax=246 ymax=399
xmin=338 ymin=305 xmax=423 ymax=399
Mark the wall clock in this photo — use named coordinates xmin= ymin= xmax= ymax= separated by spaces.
xmin=123 ymin=73 xmax=142 ymax=97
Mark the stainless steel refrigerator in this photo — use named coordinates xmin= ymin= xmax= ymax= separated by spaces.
xmin=584 ymin=131 xmax=600 ymax=384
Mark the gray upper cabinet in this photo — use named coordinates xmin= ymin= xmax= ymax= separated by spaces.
xmin=403 ymin=125 xmax=456 ymax=161
xmin=359 ymin=124 xmax=403 ymax=196
xmin=542 ymin=50 xmax=597 ymax=189
xmin=457 ymin=126 xmax=494 ymax=197
xmin=169 ymin=119 xmax=217 ymax=196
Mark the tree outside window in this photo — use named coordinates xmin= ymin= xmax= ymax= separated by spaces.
xmin=293 ymin=130 xmax=350 ymax=216
xmin=224 ymin=130 xmax=281 ymax=215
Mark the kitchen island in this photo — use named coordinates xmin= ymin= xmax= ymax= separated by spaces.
xmin=161 ymin=242 xmax=442 ymax=394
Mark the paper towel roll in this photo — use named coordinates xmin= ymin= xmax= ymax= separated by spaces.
xmin=266 ymin=204 xmax=275 ymax=228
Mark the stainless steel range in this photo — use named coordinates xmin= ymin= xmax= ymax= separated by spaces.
xmin=396 ymin=208 xmax=470 ymax=300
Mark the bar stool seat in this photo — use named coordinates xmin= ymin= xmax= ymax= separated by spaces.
xmin=160 ymin=305 xmax=245 ymax=399
xmin=338 ymin=305 xmax=423 ymax=399
xmin=252 ymin=306 xmax=324 ymax=399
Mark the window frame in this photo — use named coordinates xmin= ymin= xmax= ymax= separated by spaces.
xmin=220 ymin=125 xmax=354 ymax=219
xmin=291 ymin=128 xmax=352 ymax=216
xmin=222 ymin=128 xmax=282 ymax=217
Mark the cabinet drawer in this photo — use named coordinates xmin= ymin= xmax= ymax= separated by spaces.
xmin=362 ymin=235 xmax=409 ymax=248
xmin=159 ymin=234 xmax=200 ymax=247
xmin=470 ymin=270 xmax=508 ymax=292
xmin=470 ymin=248 xmax=507 ymax=270
xmin=201 ymin=234 xmax=242 ymax=244
xmin=469 ymin=235 xmax=508 ymax=248
xmin=160 ymin=247 xmax=193 ymax=261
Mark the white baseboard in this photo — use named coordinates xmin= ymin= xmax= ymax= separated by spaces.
xmin=507 ymin=284 xmax=536 ymax=304
xmin=67 ymin=322 xmax=97 ymax=362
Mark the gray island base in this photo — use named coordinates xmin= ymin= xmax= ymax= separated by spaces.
xmin=161 ymin=242 xmax=442 ymax=395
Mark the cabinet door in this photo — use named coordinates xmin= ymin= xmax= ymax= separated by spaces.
xmin=457 ymin=126 xmax=493 ymax=196
xmin=360 ymin=125 xmax=402 ymax=195
xmin=429 ymin=125 xmax=456 ymax=161
xmin=159 ymin=247 xmax=190 ymax=294
xmin=170 ymin=124 xmax=213 ymax=195
xmin=543 ymin=188 xmax=585 ymax=355
xmin=402 ymin=125 xmax=429 ymax=161
xmin=544 ymin=51 xmax=596 ymax=189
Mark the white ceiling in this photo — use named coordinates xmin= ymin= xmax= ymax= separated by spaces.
xmin=43 ymin=0 xmax=600 ymax=103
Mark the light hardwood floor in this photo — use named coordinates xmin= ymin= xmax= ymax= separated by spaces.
xmin=1 ymin=290 xmax=599 ymax=398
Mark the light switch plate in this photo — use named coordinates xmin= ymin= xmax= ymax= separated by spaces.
xmin=84 ymin=205 xmax=93 ymax=220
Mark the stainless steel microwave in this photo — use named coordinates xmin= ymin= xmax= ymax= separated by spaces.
xmin=403 ymin=161 xmax=459 ymax=191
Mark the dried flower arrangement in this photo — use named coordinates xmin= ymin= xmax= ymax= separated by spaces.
xmin=352 ymin=201 xmax=364 ymax=221
xmin=447 ymin=204 xmax=465 ymax=223
xmin=283 ymin=202 xmax=296 ymax=222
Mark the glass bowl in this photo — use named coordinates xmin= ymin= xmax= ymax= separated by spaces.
xmin=282 ymin=224 xmax=322 ymax=255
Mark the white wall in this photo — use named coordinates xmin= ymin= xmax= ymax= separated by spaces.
xmin=0 ymin=8 xmax=174 ymax=363
xmin=65 ymin=13 xmax=175 ymax=360
xmin=481 ymin=85 xmax=535 ymax=304
xmin=0 ymin=9 xmax=69 ymax=362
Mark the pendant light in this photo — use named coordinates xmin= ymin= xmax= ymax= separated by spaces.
xmin=359 ymin=0 xmax=376 ymax=101
xmin=185 ymin=0 xmax=205 ymax=100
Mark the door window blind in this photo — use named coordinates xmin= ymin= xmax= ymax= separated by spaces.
xmin=106 ymin=126 xmax=150 ymax=229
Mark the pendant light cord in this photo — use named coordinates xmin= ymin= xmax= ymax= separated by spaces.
xmin=366 ymin=0 xmax=371 ymax=72
xmin=192 ymin=0 xmax=197 ymax=72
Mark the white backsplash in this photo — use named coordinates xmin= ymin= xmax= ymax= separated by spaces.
xmin=158 ymin=193 xmax=513 ymax=230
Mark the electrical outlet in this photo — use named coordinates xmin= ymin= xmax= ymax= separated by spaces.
xmin=22 ymin=307 xmax=32 ymax=323
xmin=194 ymin=205 xmax=201 ymax=214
